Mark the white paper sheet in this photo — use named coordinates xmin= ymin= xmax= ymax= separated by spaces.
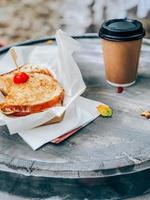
xmin=0 ymin=30 xmax=86 ymax=134
xmin=19 ymin=96 xmax=101 ymax=150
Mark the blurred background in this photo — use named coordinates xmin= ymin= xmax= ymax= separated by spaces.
xmin=0 ymin=0 xmax=150 ymax=44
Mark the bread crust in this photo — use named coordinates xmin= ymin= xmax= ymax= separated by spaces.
xmin=1 ymin=91 xmax=64 ymax=116
xmin=0 ymin=65 xmax=64 ymax=116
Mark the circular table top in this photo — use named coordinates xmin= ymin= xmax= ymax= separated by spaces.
xmin=0 ymin=36 xmax=150 ymax=178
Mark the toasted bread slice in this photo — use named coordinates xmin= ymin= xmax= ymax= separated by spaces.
xmin=0 ymin=64 xmax=64 ymax=116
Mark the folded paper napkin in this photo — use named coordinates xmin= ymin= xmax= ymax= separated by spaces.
xmin=0 ymin=30 xmax=86 ymax=134
xmin=0 ymin=30 xmax=102 ymax=150
xmin=18 ymin=96 xmax=101 ymax=150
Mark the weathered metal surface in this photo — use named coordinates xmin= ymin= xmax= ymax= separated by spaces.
xmin=0 ymin=169 xmax=150 ymax=199
xmin=0 ymin=36 xmax=150 ymax=180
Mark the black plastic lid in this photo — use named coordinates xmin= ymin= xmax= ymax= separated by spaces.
xmin=99 ymin=18 xmax=145 ymax=41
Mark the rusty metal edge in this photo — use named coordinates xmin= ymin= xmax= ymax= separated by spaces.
xmin=0 ymin=33 xmax=99 ymax=54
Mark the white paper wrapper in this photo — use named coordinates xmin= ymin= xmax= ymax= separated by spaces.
xmin=19 ymin=96 xmax=101 ymax=150
xmin=0 ymin=30 xmax=86 ymax=134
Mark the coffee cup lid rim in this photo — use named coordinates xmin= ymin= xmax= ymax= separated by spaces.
xmin=99 ymin=18 xmax=145 ymax=41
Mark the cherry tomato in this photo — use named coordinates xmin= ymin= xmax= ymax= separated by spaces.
xmin=13 ymin=72 xmax=29 ymax=84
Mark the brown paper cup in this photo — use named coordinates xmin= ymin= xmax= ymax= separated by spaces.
xmin=99 ymin=18 xmax=145 ymax=87
xmin=102 ymin=39 xmax=142 ymax=86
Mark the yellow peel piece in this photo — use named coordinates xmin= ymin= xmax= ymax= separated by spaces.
xmin=97 ymin=104 xmax=112 ymax=117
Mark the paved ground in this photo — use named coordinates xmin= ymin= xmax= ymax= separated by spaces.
xmin=0 ymin=0 xmax=61 ymax=44
xmin=0 ymin=0 xmax=150 ymax=44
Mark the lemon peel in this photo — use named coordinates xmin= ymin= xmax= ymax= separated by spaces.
xmin=97 ymin=104 xmax=112 ymax=117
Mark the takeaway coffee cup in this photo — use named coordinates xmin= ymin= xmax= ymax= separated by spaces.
xmin=99 ymin=19 xmax=145 ymax=87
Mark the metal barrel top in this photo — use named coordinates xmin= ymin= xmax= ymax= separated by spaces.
xmin=0 ymin=35 xmax=150 ymax=199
